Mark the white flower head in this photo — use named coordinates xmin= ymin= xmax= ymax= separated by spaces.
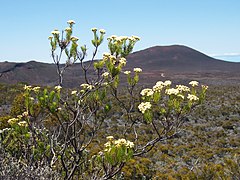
xmin=24 ymin=85 xmax=32 ymax=90
xmin=80 ymin=83 xmax=94 ymax=90
xmin=102 ymin=82 xmax=109 ymax=86
xmin=99 ymin=29 xmax=106 ymax=34
xmin=80 ymin=83 xmax=89 ymax=88
xmin=106 ymin=136 xmax=114 ymax=141
xmin=176 ymin=85 xmax=190 ymax=92
xmin=71 ymin=36 xmax=79 ymax=41
xmin=67 ymin=20 xmax=75 ymax=25
xmin=153 ymin=81 xmax=164 ymax=92
xmin=164 ymin=80 xmax=172 ymax=86
xmin=138 ymin=102 xmax=152 ymax=114
xmin=103 ymin=52 xmax=111 ymax=58
xmin=55 ymin=85 xmax=62 ymax=91
xmin=71 ymin=90 xmax=77 ymax=95
xmin=165 ymin=88 xmax=179 ymax=95
xmin=102 ymin=72 xmax=110 ymax=77
xmin=33 ymin=86 xmax=40 ymax=92
xmin=189 ymin=81 xmax=199 ymax=87
xmin=110 ymin=35 xmax=117 ymax=39
xmin=107 ymin=35 xmax=117 ymax=41
xmin=22 ymin=111 xmax=29 ymax=117
xmin=65 ymin=27 xmax=72 ymax=32
xmin=202 ymin=85 xmax=208 ymax=90
xmin=133 ymin=68 xmax=142 ymax=73
xmin=8 ymin=118 xmax=19 ymax=125
xmin=128 ymin=37 xmax=135 ymax=41
xmin=18 ymin=121 xmax=28 ymax=127
xmin=140 ymin=88 xmax=154 ymax=97
xmin=114 ymin=138 xmax=127 ymax=146
xmin=119 ymin=36 xmax=128 ymax=41
xmin=126 ymin=140 xmax=134 ymax=148
xmin=124 ymin=71 xmax=131 ymax=75
xmin=91 ymin=27 xmax=97 ymax=32
xmin=51 ymin=30 xmax=60 ymax=35
xmin=187 ymin=94 xmax=199 ymax=101
xmin=104 ymin=141 xmax=111 ymax=148
xmin=132 ymin=35 xmax=140 ymax=41
xmin=119 ymin=57 xmax=127 ymax=66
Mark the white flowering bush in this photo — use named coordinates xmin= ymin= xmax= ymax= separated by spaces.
xmin=100 ymin=136 xmax=134 ymax=165
xmin=0 ymin=20 xmax=208 ymax=179
xmin=138 ymin=80 xmax=208 ymax=124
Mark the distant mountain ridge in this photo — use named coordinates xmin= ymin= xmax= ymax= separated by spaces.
xmin=0 ymin=45 xmax=240 ymax=87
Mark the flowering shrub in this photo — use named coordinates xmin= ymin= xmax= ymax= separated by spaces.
xmin=138 ymin=80 xmax=208 ymax=123
xmin=101 ymin=136 xmax=134 ymax=165
xmin=0 ymin=20 xmax=208 ymax=179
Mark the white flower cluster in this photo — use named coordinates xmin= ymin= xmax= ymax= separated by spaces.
xmin=140 ymin=80 xmax=173 ymax=97
xmin=0 ymin=128 xmax=11 ymax=134
xmin=187 ymin=94 xmax=199 ymax=101
xmin=71 ymin=90 xmax=77 ymax=95
xmin=18 ymin=121 xmax=28 ymax=127
xmin=55 ymin=85 xmax=62 ymax=91
xmin=65 ymin=27 xmax=72 ymax=32
xmin=7 ymin=118 xmax=19 ymax=125
xmin=202 ymin=85 xmax=208 ymax=90
xmin=140 ymin=88 xmax=154 ymax=97
xmin=103 ymin=52 xmax=111 ymax=58
xmin=102 ymin=72 xmax=110 ymax=77
xmin=51 ymin=30 xmax=60 ymax=35
xmin=24 ymin=85 xmax=32 ymax=90
xmin=99 ymin=29 xmax=106 ymax=34
xmin=176 ymin=85 xmax=190 ymax=92
xmin=91 ymin=27 xmax=97 ymax=32
xmin=71 ymin=36 xmax=79 ymax=41
xmin=7 ymin=111 xmax=29 ymax=128
xmin=163 ymin=80 xmax=172 ymax=86
xmin=102 ymin=53 xmax=117 ymax=64
xmin=133 ymin=68 xmax=142 ymax=73
xmin=153 ymin=81 xmax=164 ymax=92
xmin=107 ymin=35 xmax=140 ymax=42
xmin=165 ymin=88 xmax=179 ymax=95
xmin=67 ymin=20 xmax=75 ymax=25
xmin=124 ymin=71 xmax=131 ymax=75
xmin=119 ymin=57 xmax=127 ymax=66
xmin=104 ymin=136 xmax=134 ymax=150
xmin=138 ymin=102 xmax=152 ymax=114
xmin=189 ymin=81 xmax=199 ymax=87
xmin=80 ymin=83 xmax=94 ymax=90
xmin=32 ymin=86 xmax=40 ymax=92
xmin=91 ymin=28 xmax=106 ymax=34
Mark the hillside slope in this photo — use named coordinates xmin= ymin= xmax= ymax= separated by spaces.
xmin=1 ymin=45 xmax=240 ymax=87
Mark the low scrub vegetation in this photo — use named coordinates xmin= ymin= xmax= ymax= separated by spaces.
xmin=0 ymin=21 xmax=239 ymax=179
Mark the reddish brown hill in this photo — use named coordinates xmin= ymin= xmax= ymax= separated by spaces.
xmin=0 ymin=45 xmax=240 ymax=87
xmin=126 ymin=45 xmax=240 ymax=72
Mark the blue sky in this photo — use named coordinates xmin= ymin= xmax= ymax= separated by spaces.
xmin=1 ymin=0 xmax=240 ymax=63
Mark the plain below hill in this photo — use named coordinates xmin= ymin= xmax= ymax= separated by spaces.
xmin=0 ymin=45 xmax=240 ymax=87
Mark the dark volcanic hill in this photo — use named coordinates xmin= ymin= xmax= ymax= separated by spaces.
xmin=126 ymin=45 xmax=240 ymax=72
xmin=0 ymin=45 xmax=240 ymax=87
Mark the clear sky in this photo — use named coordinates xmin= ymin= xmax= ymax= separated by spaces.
xmin=1 ymin=0 xmax=240 ymax=63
